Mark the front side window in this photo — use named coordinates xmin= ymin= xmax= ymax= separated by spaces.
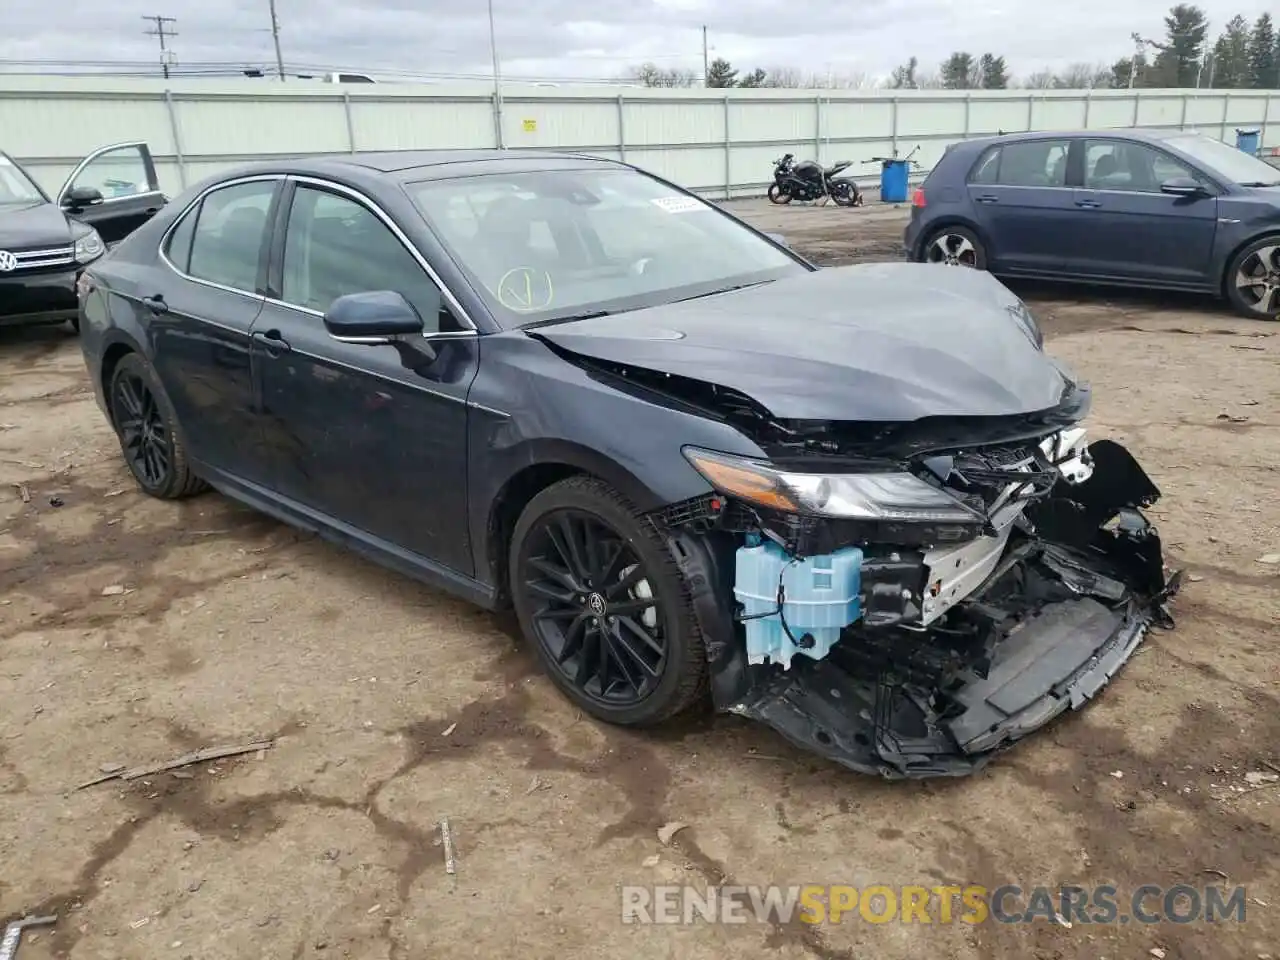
xmin=66 ymin=144 xmax=156 ymax=200
xmin=409 ymin=166 xmax=805 ymax=328
xmin=280 ymin=186 xmax=448 ymax=331
xmin=0 ymin=153 xmax=46 ymax=206
xmin=1084 ymin=140 xmax=1197 ymax=192
xmin=185 ymin=180 xmax=277 ymax=292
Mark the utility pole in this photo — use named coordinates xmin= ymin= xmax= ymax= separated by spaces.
xmin=268 ymin=0 xmax=286 ymax=81
xmin=142 ymin=15 xmax=177 ymax=79
xmin=488 ymin=0 xmax=504 ymax=148
xmin=702 ymin=25 xmax=709 ymax=87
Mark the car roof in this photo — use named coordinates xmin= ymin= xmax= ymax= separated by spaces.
xmin=960 ymin=127 xmax=1194 ymax=150
xmin=221 ymin=149 xmax=624 ymax=183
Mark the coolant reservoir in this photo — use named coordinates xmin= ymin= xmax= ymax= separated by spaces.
xmin=733 ymin=540 xmax=863 ymax=670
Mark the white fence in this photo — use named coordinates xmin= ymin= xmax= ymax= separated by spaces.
xmin=3 ymin=76 xmax=1280 ymax=200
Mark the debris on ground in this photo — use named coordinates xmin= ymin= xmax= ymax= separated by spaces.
xmin=11 ymin=482 xmax=30 ymax=504
xmin=75 ymin=740 xmax=274 ymax=789
xmin=1244 ymin=772 xmax=1280 ymax=786
xmin=440 ymin=723 xmax=457 ymax=737
xmin=0 ymin=915 xmax=56 ymax=960
xmin=1150 ymin=948 xmax=1167 ymax=959
xmin=440 ymin=819 xmax=457 ymax=875
xmin=100 ymin=585 xmax=126 ymax=596
xmin=658 ymin=822 xmax=688 ymax=845
xmin=1257 ymin=553 xmax=1280 ymax=565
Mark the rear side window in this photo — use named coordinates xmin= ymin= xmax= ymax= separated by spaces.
xmin=163 ymin=207 xmax=197 ymax=272
xmin=186 ymin=180 xmax=277 ymax=292
xmin=968 ymin=140 xmax=1072 ymax=188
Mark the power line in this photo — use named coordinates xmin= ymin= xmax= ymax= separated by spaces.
xmin=141 ymin=14 xmax=177 ymax=79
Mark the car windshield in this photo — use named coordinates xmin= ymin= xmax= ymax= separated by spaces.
xmin=0 ymin=153 xmax=46 ymax=205
xmin=1164 ymin=133 xmax=1280 ymax=185
xmin=408 ymin=166 xmax=806 ymax=327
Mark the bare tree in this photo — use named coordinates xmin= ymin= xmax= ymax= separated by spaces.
xmin=1020 ymin=62 xmax=1114 ymax=89
xmin=761 ymin=66 xmax=804 ymax=87
xmin=812 ymin=69 xmax=879 ymax=89
xmin=623 ymin=62 xmax=698 ymax=87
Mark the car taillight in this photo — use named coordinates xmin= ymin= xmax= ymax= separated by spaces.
xmin=911 ymin=188 xmax=926 ymax=208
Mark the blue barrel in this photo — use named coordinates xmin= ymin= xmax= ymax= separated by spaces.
xmin=1236 ymin=128 xmax=1261 ymax=154
xmin=880 ymin=159 xmax=910 ymax=203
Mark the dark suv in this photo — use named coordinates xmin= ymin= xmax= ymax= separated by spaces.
xmin=903 ymin=128 xmax=1280 ymax=319
xmin=1 ymin=142 xmax=164 ymax=332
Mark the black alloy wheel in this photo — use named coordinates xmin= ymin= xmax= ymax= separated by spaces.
xmin=509 ymin=476 xmax=706 ymax=726
xmin=108 ymin=353 xmax=207 ymax=499
xmin=112 ymin=368 xmax=171 ymax=489
xmin=523 ymin=509 xmax=665 ymax=705
xmin=767 ymin=183 xmax=792 ymax=204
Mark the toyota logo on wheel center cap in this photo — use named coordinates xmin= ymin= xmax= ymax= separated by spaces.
xmin=0 ymin=251 xmax=17 ymax=272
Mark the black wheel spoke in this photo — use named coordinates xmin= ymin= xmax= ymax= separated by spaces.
xmin=519 ymin=506 xmax=669 ymax=708
xmin=608 ymin=622 xmax=661 ymax=679
xmin=618 ymin=615 xmax=665 ymax=657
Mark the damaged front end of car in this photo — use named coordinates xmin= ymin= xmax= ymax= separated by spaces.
xmin=654 ymin=400 xmax=1182 ymax=780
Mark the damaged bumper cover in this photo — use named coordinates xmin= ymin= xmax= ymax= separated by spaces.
xmin=665 ymin=438 xmax=1182 ymax=780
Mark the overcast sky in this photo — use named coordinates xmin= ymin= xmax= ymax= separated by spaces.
xmin=1 ymin=0 xmax=1277 ymax=84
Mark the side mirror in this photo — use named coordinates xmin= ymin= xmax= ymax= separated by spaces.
xmin=323 ymin=290 xmax=427 ymax=343
xmin=765 ymin=232 xmax=790 ymax=248
xmin=1160 ymin=177 xmax=1206 ymax=197
xmin=64 ymin=185 xmax=104 ymax=208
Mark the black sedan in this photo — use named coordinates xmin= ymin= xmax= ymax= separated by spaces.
xmin=903 ymin=128 xmax=1280 ymax=319
xmin=1 ymin=142 xmax=166 ymax=331
xmin=78 ymin=150 xmax=1180 ymax=778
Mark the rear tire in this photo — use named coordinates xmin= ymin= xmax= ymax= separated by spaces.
xmin=922 ymin=226 xmax=987 ymax=269
xmin=830 ymin=181 xmax=860 ymax=207
xmin=767 ymin=183 xmax=792 ymax=205
xmin=1224 ymin=235 xmax=1280 ymax=320
xmin=509 ymin=476 xmax=707 ymax=727
xmin=108 ymin=353 xmax=208 ymax=500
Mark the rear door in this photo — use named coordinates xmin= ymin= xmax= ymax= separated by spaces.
xmin=149 ymin=176 xmax=281 ymax=485
xmin=57 ymin=142 xmax=166 ymax=244
xmin=1067 ymin=139 xmax=1219 ymax=285
xmin=965 ymin=137 xmax=1080 ymax=274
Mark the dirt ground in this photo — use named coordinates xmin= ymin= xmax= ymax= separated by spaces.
xmin=2 ymin=198 xmax=1278 ymax=960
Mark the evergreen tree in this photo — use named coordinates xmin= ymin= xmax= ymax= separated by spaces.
xmin=978 ymin=53 xmax=1009 ymax=89
xmin=1249 ymin=13 xmax=1277 ymax=88
xmin=1210 ymin=15 xmax=1251 ymax=87
xmin=940 ymin=52 xmax=976 ymax=89
xmin=1149 ymin=4 xmax=1209 ymax=87
xmin=705 ymin=58 xmax=738 ymax=88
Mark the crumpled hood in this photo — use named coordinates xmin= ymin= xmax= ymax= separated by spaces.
xmin=0 ymin=200 xmax=74 ymax=250
xmin=533 ymin=262 xmax=1074 ymax=421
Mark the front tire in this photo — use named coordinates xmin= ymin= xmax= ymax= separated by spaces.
xmin=509 ymin=476 xmax=707 ymax=726
xmin=767 ymin=183 xmax=792 ymax=205
xmin=1225 ymin=236 xmax=1280 ymax=320
xmin=108 ymin=353 xmax=208 ymax=499
xmin=922 ymin=226 xmax=987 ymax=269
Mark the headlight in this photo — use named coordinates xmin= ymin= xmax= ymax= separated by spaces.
xmin=73 ymin=229 xmax=105 ymax=264
xmin=682 ymin=447 xmax=983 ymax=521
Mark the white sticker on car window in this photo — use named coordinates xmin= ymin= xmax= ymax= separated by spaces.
xmin=650 ymin=195 xmax=708 ymax=214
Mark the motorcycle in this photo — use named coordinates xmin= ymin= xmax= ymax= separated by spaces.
xmin=768 ymin=153 xmax=863 ymax=207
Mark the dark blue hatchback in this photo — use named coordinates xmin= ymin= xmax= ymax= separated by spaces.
xmin=903 ymin=128 xmax=1280 ymax=319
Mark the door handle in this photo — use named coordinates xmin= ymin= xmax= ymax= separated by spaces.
xmin=141 ymin=295 xmax=169 ymax=314
xmin=252 ymin=329 xmax=291 ymax=356
xmin=975 ymin=194 xmax=999 ymax=203
xmin=1075 ymin=199 xmax=1102 ymax=209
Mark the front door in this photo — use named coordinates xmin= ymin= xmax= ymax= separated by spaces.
xmin=58 ymin=142 xmax=167 ymax=244
xmin=148 ymin=177 xmax=280 ymax=485
xmin=1067 ymin=139 xmax=1219 ymax=285
xmin=251 ymin=179 xmax=479 ymax=575
xmin=966 ymin=137 xmax=1080 ymax=274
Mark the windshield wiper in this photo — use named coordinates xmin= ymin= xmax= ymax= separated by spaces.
xmin=1238 ymin=180 xmax=1280 ymax=187
xmin=520 ymin=310 xmax=613 ymax=330
xmin=671 ymin=279 xmax=774 ymax=304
